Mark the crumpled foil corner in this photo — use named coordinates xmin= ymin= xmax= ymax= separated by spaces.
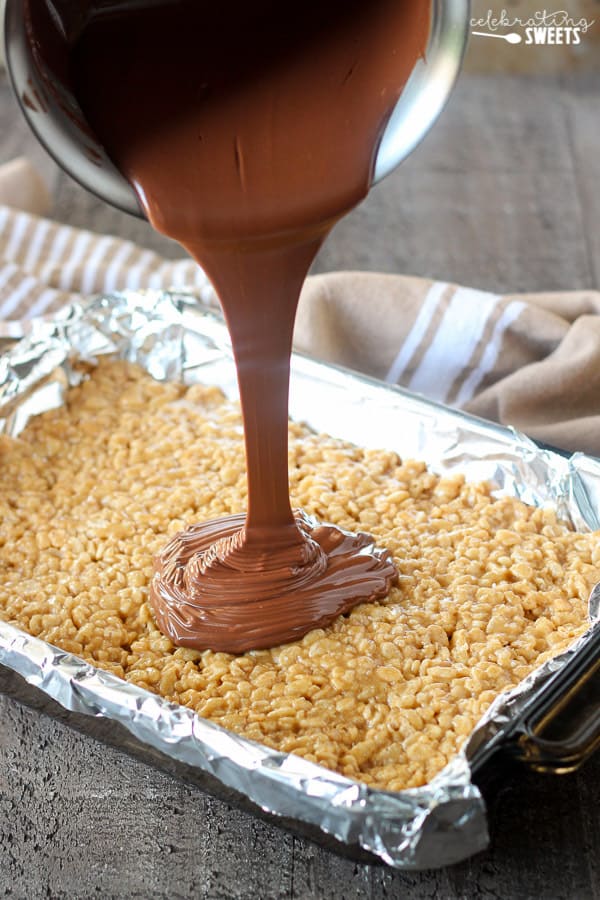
xmin=1 ymin=290 xmax=599 ymax=869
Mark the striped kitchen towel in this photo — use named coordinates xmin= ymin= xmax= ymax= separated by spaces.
xmin=2 ymin=158 xmax=600 ymax=455
xmin=297 ymin=273 xmax=600 ymax=456
xmin=0 ymin=159 xmax=215 ymax=323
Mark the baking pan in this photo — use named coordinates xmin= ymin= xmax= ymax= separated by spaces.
xmin=1 ymin=290 xmax=599 ymax=869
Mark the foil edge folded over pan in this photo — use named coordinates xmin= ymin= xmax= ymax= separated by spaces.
xmin=1 ymin=290 xmax=599 ymax=870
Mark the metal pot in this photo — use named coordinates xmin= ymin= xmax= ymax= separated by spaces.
xmin=3 ymin=0 xmax=470 ymax=216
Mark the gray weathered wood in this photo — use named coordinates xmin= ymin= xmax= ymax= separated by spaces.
xmin=1 ymin=67 xmax=599 ymax=899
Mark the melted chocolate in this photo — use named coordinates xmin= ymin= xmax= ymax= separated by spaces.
xmin=62 ymin=0 xmax=429 ymax=651
xmin=152 ymin=510 xmax=396 ymax=652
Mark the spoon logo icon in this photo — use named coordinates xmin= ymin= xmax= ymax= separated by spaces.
xmin=471 ymin=30 xmax=522 ymax=43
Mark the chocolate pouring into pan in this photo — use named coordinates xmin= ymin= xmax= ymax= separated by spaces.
xmin=5 ymin=0 xmax=468 ymax=650
xmin=0 ymin=295 xmax=599 ymax=868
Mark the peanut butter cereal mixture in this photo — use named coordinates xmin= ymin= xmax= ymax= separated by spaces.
xmin=1 ymin=360 xmax=598 ymax=790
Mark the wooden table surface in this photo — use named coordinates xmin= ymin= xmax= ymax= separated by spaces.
xmin=1 ymin=68 xmax=599 ymax=899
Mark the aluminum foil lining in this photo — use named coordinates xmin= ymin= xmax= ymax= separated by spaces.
xmin=1 ymin=290 xmax=599 ymax=870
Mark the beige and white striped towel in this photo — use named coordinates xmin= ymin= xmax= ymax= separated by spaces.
xmin=2 ymin=157 xmax=600 ymax=456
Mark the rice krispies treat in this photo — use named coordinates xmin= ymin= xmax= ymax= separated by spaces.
xmin=0 ymin=359 xmax=598 ymax=791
